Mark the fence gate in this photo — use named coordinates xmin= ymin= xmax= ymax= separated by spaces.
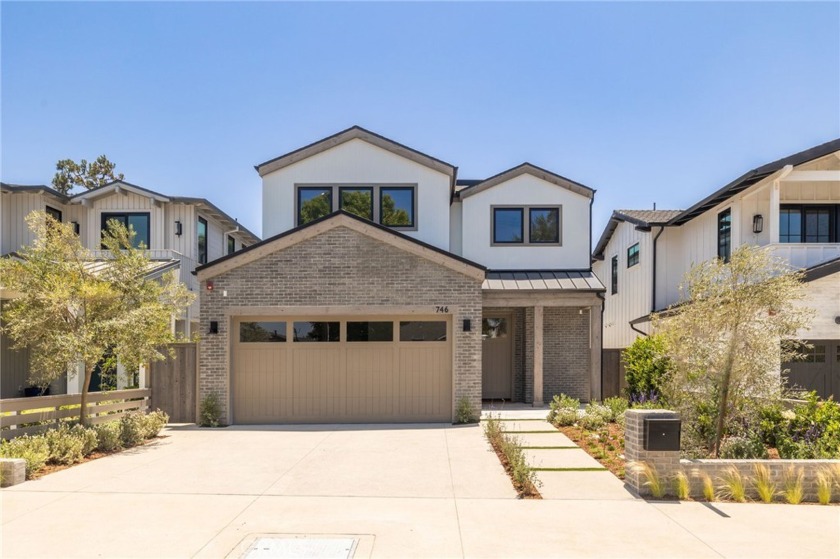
xmin=150 ymin=343 xmax=197 ymax=423
xmin=602 ymin=349 xmax=627 ymax=399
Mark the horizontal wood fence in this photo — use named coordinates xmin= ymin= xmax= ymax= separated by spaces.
xmin=0 ymin=388 xmax=150 ymax=440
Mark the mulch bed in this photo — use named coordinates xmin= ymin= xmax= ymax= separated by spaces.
xmin=556 ymin=423 xmax=626 ymax=479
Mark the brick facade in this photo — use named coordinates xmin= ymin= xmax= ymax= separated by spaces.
xmin=199 ymin=225 xmax=483 ymax=423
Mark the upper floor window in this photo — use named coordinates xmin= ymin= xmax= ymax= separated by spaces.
xmin=717 ymin=208 xmax=731 ymax=263
xmin=227 ymin=235 xmax=236 ymax=255
xmin=492 ymin=206 xmax=561 ymax=245
xmin=627 ymin=243 xmax=640 ymax=267
xmin=101 ymin=212 xmax=150 ymax=249
xmin=780 ymin=204 xmax=839 ymax=244
xmin=611 ymin=255 xmax=618 ymax=295
xmin=197 ymin=216 xmax=208 ymax=264
xmin=296 ymin=185 xmax=416 ymax=229
xmin=46 ymin=206 xmax=62 ymax=222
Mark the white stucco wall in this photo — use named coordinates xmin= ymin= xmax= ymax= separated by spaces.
xmin=459 ymin=174 xmax=592 ymax=270
xmin=261 ymin=139 xmax=452 ymax=250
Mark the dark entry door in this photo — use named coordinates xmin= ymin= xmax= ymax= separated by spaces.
xmin=482 ymin=314 xmax=513 ymax=400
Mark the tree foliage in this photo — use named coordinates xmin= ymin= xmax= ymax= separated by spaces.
xmin=0 ymin=212 xmax=194 ymax=424
xmin=654 ymin=245 xmax=813 ymax=457
xmin=622 ymin=334 xmax=672 ymax=401
xmin=51 ymin=155 xmax=124 ymax=195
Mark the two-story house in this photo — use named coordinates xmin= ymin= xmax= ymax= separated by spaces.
xmin=593 ymin=138 xmax=840 ymax=399
xmin=0 ymin=181 xmax=259 ymax=398
xmin=196 ymin=126 xmax=605 ymax=424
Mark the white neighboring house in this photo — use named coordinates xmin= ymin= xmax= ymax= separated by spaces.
xmin=593 ymin=138 xmax=840 ymax=399
xmin=0 ymin=180 xmax=259 ymax=398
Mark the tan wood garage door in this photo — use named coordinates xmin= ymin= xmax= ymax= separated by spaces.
xmin=231 ymin=316 xmax=452 ymax=423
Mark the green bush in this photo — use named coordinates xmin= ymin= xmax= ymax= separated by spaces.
xmin=547 ymin=393 xmax=580 ymax=423
xmin=603 ymin=397 xmax=629 ymax=423
xmin=578 ymin=408 xmax=607 ymax=431
xmin=141 ymin=410 xmax=169 ymax=439
xmin=199 ymin=393 xmax=223 ymax=427
xmin=119 ymin=413 xmax=145 ymax=448
xmin=94 ymin=422 xmax=123 ymax=452
xmin=776 ymin=393 xmax=840 ymax=459
xmin=69 ymin=424 xmax=99 ymax=456
xmin=45 ymin=424 xmax=86 ymax=465
xmin=719 ymin=435 xmax=768 ymax=459
xmin=552 ymin=408 xmax=579 ymax=427
xmin=623 ymin=334 xmax=672 ymax=401
xmin=455 ymin=396 xmax=478 ymax=424
xmin=0 ymin=434 xmax=49 ymax=478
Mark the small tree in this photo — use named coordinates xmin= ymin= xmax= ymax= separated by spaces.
xmin=623 ymin=334 xmax=672 ymax=402
xmin=0 ymin=212 xmax=194 ymax=424
xmin=51 ymin=155 xmax=123 ymax=195
xmin=654 ymin=246 xmax=813 ymax=457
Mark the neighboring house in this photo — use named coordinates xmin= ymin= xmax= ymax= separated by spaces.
xmin=197 ymin=126 xmax=605 ymax=424
xmin=0 ymin=181 xmax=259 ymax=398
xmin=593 ymin=139 xmax=840 ymax=399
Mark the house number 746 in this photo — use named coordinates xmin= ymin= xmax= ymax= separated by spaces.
xmin=435 ymin=306 xmax=449 ymax=314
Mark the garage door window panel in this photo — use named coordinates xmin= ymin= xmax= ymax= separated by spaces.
xmin=240 ymin=321 xmax=287 ymax=342
xmin=293 ymin=321 xmax=340 ymax=342
xmin=347 ymin=321 xmax=394 ymax=342
xmin=399 ymin=321 xmax=447 ymax=342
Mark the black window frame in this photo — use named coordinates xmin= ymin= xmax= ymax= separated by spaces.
xmin=610 ymin=255 xmax=618 ymax=295
xmin=297 ymin=186 xmax=333 ymax=226
xmin=627 ymin=243 xmax=640 ymax=268
xmin=45 ymin=206 xmax=62 ymax=222
xmin=379 ymin=186 xmax=415 ymax=228
xmin=528 ymin=207 xmax=561 ymax=244
xmin=399 ymin=320 xmax=448 ymax=342
xmin=101 ymin=212 xmax=151 ymax=249
xmin=227 ymin=235 xmax=236 ymax=255
xmin=197 ymin=216 xmax=208 ymax=265
xmin=339 ymin=186 xmax=374 ymax=221
xmin=239 ymin=321 xmax=287 ymax=343
xmin=717 ymin=208 xmax=732 ymax=263
xmin=779 ymin=204 xmax=840 ymax=244
xmin=292 ymin=321 xmax=340 ymax=343
xmin=346 ymin=321 xmax=394 ymax=342
xmin=492 ymin=207 xmax=525 ymax=244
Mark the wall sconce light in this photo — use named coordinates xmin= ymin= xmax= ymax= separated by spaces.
xmin=206 ymin=280 xmax=214 ymax=291
xmin=175 ymin=220 xmax=182 ymax=236
xmin=752 ymin=214 xmax=764 ymax=234
xmin=463 ymin=319 xmax=472 ymax=332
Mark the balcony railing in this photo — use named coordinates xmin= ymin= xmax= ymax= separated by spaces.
xmin=768 ymin=243 xmax=840 ymax=270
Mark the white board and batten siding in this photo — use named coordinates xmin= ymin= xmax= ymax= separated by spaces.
xmin=262 ymin=138 xmax=452 ymax=251
xmin=1 ymin=192 xmax=51 ymax=255
xmin=460 ymin=174 xmax=592 ymax=270
xmin=85 ymin=192 xmax=166 ymax=250
xmin=595 ymin=221 xmax=654 ymax=349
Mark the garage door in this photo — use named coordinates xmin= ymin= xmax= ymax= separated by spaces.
xmin=231 ymin=316 xmax=452 ymax=423
xmin=783 ymin=340 xmax=840 ymax=400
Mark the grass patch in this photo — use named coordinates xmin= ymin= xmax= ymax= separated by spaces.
xmin=519 ymin=446 xmax=580 ymax=450
xmin=530 ymin=467 xmax=608 ymax=472
xmin=556 ymin=422 xmax=626 ymax=479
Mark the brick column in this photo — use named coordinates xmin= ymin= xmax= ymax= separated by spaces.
xmin=533 ymin=305 xmax=544 ymax=406
xmin=624 ymin=409 xmax=681 ymax=496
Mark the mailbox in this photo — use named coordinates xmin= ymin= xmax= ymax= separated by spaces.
xmin=644 ymin=418 xmax=681 ymax=451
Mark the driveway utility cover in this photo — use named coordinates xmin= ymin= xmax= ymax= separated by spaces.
xmin=242 ymin=536 xmax=357 ymax=559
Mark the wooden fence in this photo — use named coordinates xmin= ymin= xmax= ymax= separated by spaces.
xmin=0 ymin=388 xmax=150 ymax=440
xmin=602 ymin=349 xmax=627 ymax=399
xmin=149 ymin=343 xmax=197 ymax=423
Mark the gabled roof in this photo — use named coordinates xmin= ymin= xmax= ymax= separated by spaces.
xmin=1 ymin=182 xmax=68 ymax=202
xmin=70 ymin=180 xmax=170 ymax=203
xmin=195 ymin=210 xmax=485 ymax=281
xmin=457 ymin=163 xmax=595 ymax=200
xmin=668 ymin=138 xmax=840 ymax=226
xmin=254 ymin=126 xmax=458 ymax=180
xmin=592 ymin=209 xmax=681 ymax=260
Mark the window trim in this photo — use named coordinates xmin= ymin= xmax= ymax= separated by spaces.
xmin=779 ymin=204 xmax=840 ymax=244
xmin=627 ymin=243 xmax=640 ymax=268
xmin=610 ymin=255 xmax=618 ymax=295
xmin=294 ymin=184 xmax=418 ymax=230
xmin=101 ymin=212 xmax=151 ymax=249
xmin=197 ymin=216 xmax=208 ymax=265
xmin=717 ymin=208 xmax=732 ymax=263
xmin=491 ymin=205 xmax=562 ymax=246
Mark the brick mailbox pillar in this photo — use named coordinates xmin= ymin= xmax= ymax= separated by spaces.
xmin=624 ymin=409 xmax=681 ymax=496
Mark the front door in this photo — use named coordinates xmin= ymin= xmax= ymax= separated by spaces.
xmin=482 ymin=314 xmax=513 ymax=399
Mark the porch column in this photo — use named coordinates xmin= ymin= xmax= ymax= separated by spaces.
xmin=590 ymin=304 xmax=602 ymax=402
xmin=533 ymin=305 xmax=544 ymax=406
xmin=769 ymin=180 xmax=780 ymax=244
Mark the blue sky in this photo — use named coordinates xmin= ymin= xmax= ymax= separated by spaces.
xmin=2 ymin=2 xmax=838 ymax=240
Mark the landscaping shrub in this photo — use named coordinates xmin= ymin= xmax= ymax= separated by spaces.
xmin=0 ymin=434 xmax=49 ymax=478
xmin=45 ymin=424 xmax=86 ymax=465
xmin=546 ymin=393 xmax=580 ymax=424
xmin=199 ymin=393 xmax=223 ymax=427
xmin=752 ymin=463 xmax=777 ymax=503
xmin=455 ymin=396 xmax=478 ymax=424
xmin=775 ymin=393 xmax=840 ymax=459
xmin=719 ymin=435 xmax=768 ymax=460
xmin=578 ymin=403 xmax=610 ymax=430
xmin=622 ymin=334 xmax=671 ymax=402
xmin=603 ymin=397 xmax=629 ymax=423
xmin=718 ymin=467 xmax=747 ymax=503
xmin=119 ymin=413 xmax=145 ymax=447
xmin=552 ymin=408 xmax=578 ymax=427
xmin=140 ymin=410 xmax=169 ymax=439
xmin=69 ymin=424 xmax=99 ymax=456
xmin=94 ymin=422 xmax=123 ymax=452
xmin=483 ymin=415 xmax=540 ymax=497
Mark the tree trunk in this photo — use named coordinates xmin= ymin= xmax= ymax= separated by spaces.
xmin=79 ymin=364 xmax=94 ymax=426
xmin=713 ymin=330 xmax=739 ymax=457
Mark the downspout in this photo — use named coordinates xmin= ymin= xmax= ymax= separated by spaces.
xmin=597 ymin=291 xmax=605 ymax=401
xmin=627 ymin=224 xmax=665 ymax=338
xmin=629 ymin=321 xmax=648 ymax=337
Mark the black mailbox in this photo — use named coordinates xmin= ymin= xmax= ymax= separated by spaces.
xmin=644 ymin=418 xmax=681 ymax=451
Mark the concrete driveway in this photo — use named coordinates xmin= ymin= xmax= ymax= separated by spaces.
xmin=2 ymin=424 xmax=839 ymax=558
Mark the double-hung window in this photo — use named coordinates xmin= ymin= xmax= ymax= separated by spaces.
xmin=101 ymin=212 xmax=150 ymax=249
xmin=492 ymin=206 xmax=561 ymax=245
xmin=296 ymin=185 xmax=416 ymax=229
xmin=627 ymin=243 xmax=640 ymax=267
xmin=780 ymin=205 xmax=840 ymax=244
xmin=717 ymin=208 xmax=732 ymax=263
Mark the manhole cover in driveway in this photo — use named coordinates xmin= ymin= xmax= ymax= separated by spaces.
xmin=241 ymin=536 xmax=358 ymax=559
